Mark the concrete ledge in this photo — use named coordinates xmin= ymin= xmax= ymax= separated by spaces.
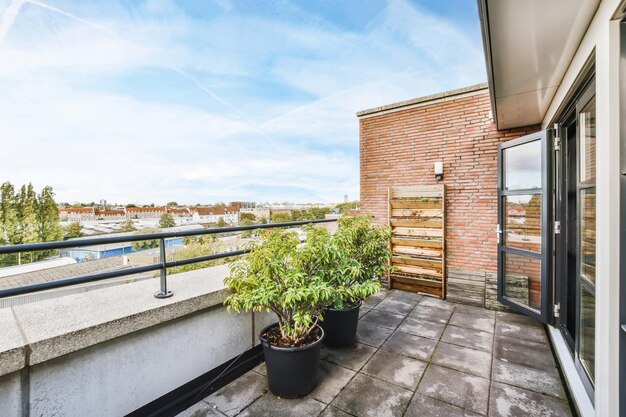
xmin=356 ymin=83 xmax=488 ymax=118
xmin=0 ymin=265 xmax=232 ymax=374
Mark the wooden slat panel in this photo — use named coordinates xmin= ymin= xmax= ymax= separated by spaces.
xmin=391 ymin=218 xmax=443 ymax=229
xmin=390 ymin=199 xmax=443 ymax=210
xmin=390 ymin=209 xmax=443 ymax=218
xmin=392 ymin=245 xmax=442 ymax=258
xmin=391 ymin=238 xmax=443 ymax=248
xmin=389 ymin=186 xmax=443 ymax=198
xmin=396 ymin=265 xmax=442 ymax=278
xmin=393 ymin=227 xmax=443 ymax=238
xmin=392 ymin=256 xmax=442 ymax=269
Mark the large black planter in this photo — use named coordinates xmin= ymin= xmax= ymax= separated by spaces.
xmin=320 ymin=301 xmax=361 ymax=347
xmin=259 ymin=323 xmax=324 ymax=399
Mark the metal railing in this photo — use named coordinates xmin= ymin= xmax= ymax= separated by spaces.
xmin=0 ymin=218 xmax=337 ymax=299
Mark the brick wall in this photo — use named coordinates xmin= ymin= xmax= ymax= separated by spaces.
xmin=359 ymin=87 xmax=539 ymax=309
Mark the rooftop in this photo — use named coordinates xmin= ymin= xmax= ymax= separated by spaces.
xmin=178 ymin=289 xmax=572 ymax=417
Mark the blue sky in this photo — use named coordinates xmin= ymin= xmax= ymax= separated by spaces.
xmin=0 ymin=0 xmax=485 ymax=205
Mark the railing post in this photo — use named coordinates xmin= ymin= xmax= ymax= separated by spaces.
xmin=154 ymin=237 xmax=173 ymax=299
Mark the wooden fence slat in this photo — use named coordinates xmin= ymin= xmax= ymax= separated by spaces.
xmin=390 ymin=209 xmax=443 ymax=218
xmin=391 ymin=218 xmax=443 ymax=229
xmin=392 ymin=227 xmax=443 ymax=238
xmin=390 ymin=199 xmax=443 ymax=210
xmin=392 ymin=245 xmax=442 ymax=258
xmin=391 ymin=238 xmax=443 ymax=248
xmin=392 ymin=256 xmax=443 ymax=269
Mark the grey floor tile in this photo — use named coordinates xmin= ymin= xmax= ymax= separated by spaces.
xmin=357 ymin=322 xmax=393 ymax=347
xmin=398 ymin=316 xmax=446 ymax=340
xmin=492 ymin=359 xmax=566 ymax=399
xmin=381 ymin=331 xmax=438 ymax=361
xmin=488 ymin=382 xmax=572 ymax=417
xmin=310 ymin=361 xmax=357 ymax=404
xmin=204 ymin=370 xmax=267 ymax=416
xmin=358 ymin=307 xmax=371 ymax=318
xmin=176 ymin=402 xmax=225 ymax=417
xmin=493 ymin=335 xmax=555 ymax=370
xmin=386 ymin=289 xmax=422 ymax=303
xmin=360 ymin=309 xmax=405 ymax=330
xmin=331 ymin=373 xmax=413 ymax=417
xmin=417 ymin=365 xmax=490 ymax=415
xmin=362 ymin=292 xmax=387 ymax=309
xmin=495 ymin=311 xmax=543 ymax=327
xmin=253 ymin=362 xmax=266 ymax=376
xmin=431 ymin=342 xmax=492 ymax=378
xmin=441 ymin=325 xmax=494 ymax=353
xmin=319 ymin=406 xmax=355 ymax=417
xmin=409 ymin=304 xmax=453 ymax=324
xmin=404 ymin=393 xmax=483 ymax=417
xmin=448 ymin=313 xmax=495 ymax=334
xmin=453 ymin=304 xmax=496 ymax=319
xmin=495 ymin=322 xmax=548 ymax=344
xmin=361 ymin=350 xmax=427 ymax=390
xmin=237 ymin=393 xmax=326 ymax=417
xmin=321 ymin=343 xmax=377 ymax=371
xmin=375 ymin=297 xmax=418 ymax=315
xmin=419 ymin=296 xmax=455 ymax=311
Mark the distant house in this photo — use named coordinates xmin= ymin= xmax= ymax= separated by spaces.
xmin=94 ymin=209 xmax=126 ymax=221
xmin=125 ymin=206 xmax=167 ymax=219
xmin=191 ymin=205 xmax=239 ymax=225
xmin=166 ymin=208 xmax=191 ymax=217
xmin=59 ymin=207 xmax=96 ymax=222
xmin=240 ymin=206 xmax=270 ymax=219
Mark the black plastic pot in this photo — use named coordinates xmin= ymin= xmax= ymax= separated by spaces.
xmin=259 ymin=323 xmax=324 ymax=399
xmin=320 ymin=301 xmax=361 ymax=347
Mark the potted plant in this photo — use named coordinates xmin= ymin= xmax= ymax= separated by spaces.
xmin=320 ymin=215 xmax=392 ymax=347
xmin=224 ymin=227 xmax=333 ymax=398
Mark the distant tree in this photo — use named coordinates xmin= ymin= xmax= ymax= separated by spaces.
xmin=132 ymin=228 xmax=160 ymax=250
xmin=119 ymin=219 xmax=137 ymax=232
xmin=184 ymin=234 xmax=216 ymax=245
xmin=126 ymin=204 xmax=137 ymax=208
xmin=270 ymin=213 xmax=292 ymax=223
xmin=16 ymin=184 xmax=38 ymax=245
xmin=258 ymin=217 xmax=268 ymax=224
xmin=35 ymin=186 xmax=63 ymax=243
xmin=167 ymin=201 xmax=178 ymax=207
xmin=240 ymin=212 xmax=256 ymax=221
xmin=64 ymin=222 xmax=83 ymax=239
xmin=335 ymin=201 xmax=360 ymax=214
xmin=239 ymin=218 xmax=256 ymax=238
xmin=0 ymin=182 xmax=17 ymax=245
xmin=159 ymin=213 xmax=176 ymax=228
xmin=216 ymin=217 xmax=227 ymax=228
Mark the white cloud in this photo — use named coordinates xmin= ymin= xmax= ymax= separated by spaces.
xmin=0 ymin=0 xmax=485 ymax=204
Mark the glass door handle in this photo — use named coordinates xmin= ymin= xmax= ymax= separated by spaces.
xmin=622 ymin=324 xmax=626 ymax=333
xmin=496 ymin=224 xmax=502 ymax=244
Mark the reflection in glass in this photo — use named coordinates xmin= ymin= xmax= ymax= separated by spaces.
xmin=505 ymin=194 xmax=541 ymax=253
xmin=504 ymin=253 xmax=541 ymax=311
xmin=579 ymin=100 xmax=596 ymax=183
xmin=504 ymin=140 xmax=542 ymax=190
xmin=578 ymin=284 xmax=595 ymax=383
xmin=580 ymin=188 xmax=596 ymax=285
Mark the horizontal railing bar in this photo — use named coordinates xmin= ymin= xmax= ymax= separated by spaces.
xmin=164 ymin=250 xmax=249 ymax=268
xmin=0 ymin=219 xmax=336 ymax=255
xmin=0 ymin=247 xmax=254 ymax=298
xmin=0 ymin=263 xmax=163 ymax=298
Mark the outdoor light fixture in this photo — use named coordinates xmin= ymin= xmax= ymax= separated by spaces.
xmin=434 ymin=162 xmax=444 ymax=180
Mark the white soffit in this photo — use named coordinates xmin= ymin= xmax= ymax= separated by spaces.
xmin=483 ymin=0 xmax=600 ymax=129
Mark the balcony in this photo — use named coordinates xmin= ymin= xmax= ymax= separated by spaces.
xmin=177 ymin=289 xmax=572 ymax=417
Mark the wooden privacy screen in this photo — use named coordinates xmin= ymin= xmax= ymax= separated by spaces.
xmin=388 ymin=185 xmax=446 ymax=299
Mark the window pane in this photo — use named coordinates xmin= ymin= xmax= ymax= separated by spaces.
xmin=505 ymin=194 xmax=542 ymax=253
xmin=504 ymin=140 xmax=542 ymax=190
xmin=579 ymin=99 xmax=596 ymax=182
xmin=578 ymin=284 xmax=595 ymax=383
xmin=580 ymin=188 xmax=596 ymax=285
xmin=504 ymin=253 xmax=541 ymax=311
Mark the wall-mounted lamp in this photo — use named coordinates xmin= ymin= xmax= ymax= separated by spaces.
xmin=434 ymin=162 xmax=444 ymax=181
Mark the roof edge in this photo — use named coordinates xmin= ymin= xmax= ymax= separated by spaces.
xmin=356 ymin=83 xmax=489 ymax=118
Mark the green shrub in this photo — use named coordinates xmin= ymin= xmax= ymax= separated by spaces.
xmin=328 ymin=215 xmax=392 ymax=309
xmin=224 ymin=228 xmax=334 ymax=346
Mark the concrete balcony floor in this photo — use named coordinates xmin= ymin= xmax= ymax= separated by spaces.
xmin=178 ymin=289 xmax=573 ymax=417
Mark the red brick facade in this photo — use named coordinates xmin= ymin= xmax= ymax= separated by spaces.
xmin=359 ymin=86 xmax=539 ymax=308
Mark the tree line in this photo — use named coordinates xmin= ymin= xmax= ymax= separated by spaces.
xmin=0 ymin=182 xmax=63 ymax=266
